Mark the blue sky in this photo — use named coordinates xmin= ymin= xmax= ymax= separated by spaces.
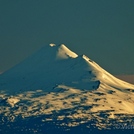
xmin=0 ymin=0 xmax=134 ymax=74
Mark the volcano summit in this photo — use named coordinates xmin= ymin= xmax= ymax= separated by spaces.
xmin=0 ymin=44 xmax=134 ymax=133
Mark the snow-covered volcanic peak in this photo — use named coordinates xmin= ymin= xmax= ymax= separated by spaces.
xmin=0 ymin=44 xmax=134 ymax=133
xmin=0 ymin=44 xmax=133 ymax=93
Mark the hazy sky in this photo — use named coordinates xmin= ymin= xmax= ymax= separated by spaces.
xmin=0 ymin=0 xmax=134 ymax=74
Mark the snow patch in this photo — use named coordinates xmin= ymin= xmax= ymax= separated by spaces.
xmin=49 ymin=43 xmax=56 ymax=47
xmin=6 ymin=97 xmax=20 ymax=107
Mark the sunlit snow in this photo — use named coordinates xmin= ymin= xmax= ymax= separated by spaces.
xmin=0 ymin=44 xmax=134 ymax=133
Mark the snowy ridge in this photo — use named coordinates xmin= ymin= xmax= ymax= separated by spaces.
xmin=0 ymin=44 xmax=134 ymax=133
xmin=56 ymin=44 xmax=78 ymax=59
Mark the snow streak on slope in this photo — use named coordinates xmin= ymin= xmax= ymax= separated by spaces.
xmin=0 ymin=44 xmax=134 ymax=133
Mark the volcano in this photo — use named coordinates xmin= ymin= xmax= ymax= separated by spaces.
xmin=0 ymin=44 xmax=134 ymax=133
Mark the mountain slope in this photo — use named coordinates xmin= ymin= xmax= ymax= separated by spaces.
xmin=0 ymin=44 xmax=134 ymax=133
xmin=0 ymin=44 xmax=133 ymax=93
